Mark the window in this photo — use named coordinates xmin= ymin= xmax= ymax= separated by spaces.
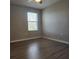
xmin=27 ymin=12 xmax=38 ymax=31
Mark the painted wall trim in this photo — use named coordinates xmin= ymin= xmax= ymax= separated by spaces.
xmin=43 ymin=36 xmax=69 ymax=44
xmin=10 ymin=36 xmax=69 ymax=44
xmin=10 ymin=36 xmax=42 ymax=43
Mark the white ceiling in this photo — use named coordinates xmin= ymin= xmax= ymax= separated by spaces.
xmin=10 ymin=0 xmax=61 ymax=9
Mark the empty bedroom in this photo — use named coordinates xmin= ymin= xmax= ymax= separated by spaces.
xmin=10 ymin=0 xmax=69 ymax=59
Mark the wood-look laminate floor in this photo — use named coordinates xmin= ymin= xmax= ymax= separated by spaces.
xmin=10 ymin=38 xmax=69 ymax=59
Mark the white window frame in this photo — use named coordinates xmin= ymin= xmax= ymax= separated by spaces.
xmin=27 ymin=12 xmax=39 ymax=31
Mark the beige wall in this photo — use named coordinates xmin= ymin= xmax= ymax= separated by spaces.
xmin=42 ymin=0 xmax=69 ymax=42
xmin=10 ymin=5 xmax=42 ymax=41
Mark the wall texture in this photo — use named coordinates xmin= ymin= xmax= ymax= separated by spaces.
xmin=10 ymin=5 xmax=42 ymax=41
xmin=42 ymin=0 xmax=69 ymax=42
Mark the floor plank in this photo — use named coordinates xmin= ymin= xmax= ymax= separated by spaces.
xmin=10 ymin=38 xmax=69 ymax=59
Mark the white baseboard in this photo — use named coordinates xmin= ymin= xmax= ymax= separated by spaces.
xmin=10 ymin=36 xmax=42 ymax=43
xmin=10 ymin=36 xmax=69 ymax=44
xmin=43 ymin=36 xmax=69 ymax=44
